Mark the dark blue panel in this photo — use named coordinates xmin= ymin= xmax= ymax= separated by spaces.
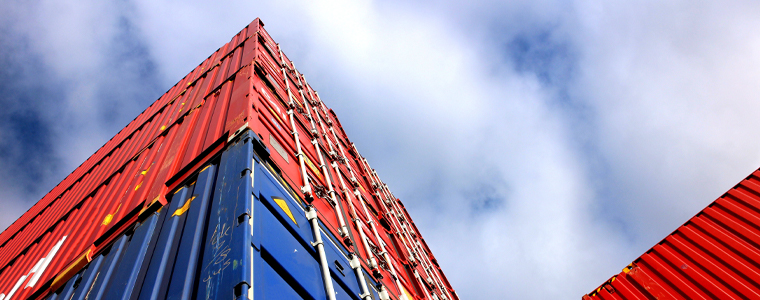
xmin=53 ymin=272 xmax=80 ymax=300
xmin=70 ymin=250 xmax=105 ymax=300
xmin=333 ymin=277 xmax=355 ymax=300
xmin=321 ymin=232 xmax=362 ymax=300
xmin=45 ymin=291 xmax=58 ymax=300
xmin=197 ymin=131 xmax=254 ymax=300
xmin=253 ymin=251 xmax=304 ymax=300
xmin=255 ymin=197 xmax=325 ymax=300
xmin=253 ymin=164 xmax=311 ymax=245
xmin=100 ymin=211 xmax=165 ymax=300
xmin=251 ymin=155 xmax=366 ymax=300
xmin=166 ymin=165 xmax=217 ymax=300
xmin=137 ymin=185 xmax=193 ymax=300
xmin=89 ymin=235 xmax=129 ymax=300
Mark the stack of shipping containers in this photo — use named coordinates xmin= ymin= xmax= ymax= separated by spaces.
xmin=0 ymin=19 xmax=458 ymax=300
xmin=584 ymin=170 xmax=760 ymax=299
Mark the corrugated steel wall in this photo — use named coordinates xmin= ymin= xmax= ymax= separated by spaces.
xmin=46 ymin=158 xmax=219 ymax=300
xmin=0 ymin=18 xmax=457 ymax=300
xmin=0 ymin=20 xmax=258 ymax=300
xmin=36 ymin=132 xmax=379 ymax=300
xmin=584 ymin=169 xmax=760 ymax=300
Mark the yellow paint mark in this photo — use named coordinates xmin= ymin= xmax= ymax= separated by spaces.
xmin=134 ymin=181 xmax=143 ymax=191
xmin=101 ymin=203 xmax=122 ymax=226
xmin=400 ymin=285 xmax=414 ymax=300
xmin=304 ymin=155 xmax=322 ymax=180
xmin=160 ymin=125 xmax=166 ymax=131
xmin=102 ymin=214 xmax=114 ymax=226
xmin=172 ymin=196 xmax=196 ymax=217
xmin=623 ymin=263 xmax=633 ymax=273
xmin=141 ymin=164 xmax=152 ymax=175
xmin=359 ymin=183 xmax=366 ymax=193
xmin=268 ymin=107 xmax=284 ymax=125
xmin=273 ymin=197 xmax=297 ymax=225
xmin=200 ymin=165 xmax=211 ymax=173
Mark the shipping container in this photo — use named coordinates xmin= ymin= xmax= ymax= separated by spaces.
xmin=584 ymin=169 xmax=760 ymax=300
xmin=0 ymin=18 xmax=457 ymax=300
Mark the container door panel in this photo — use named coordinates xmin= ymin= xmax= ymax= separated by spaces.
xmin=197 ymin=132 xmax=253 ymax=300
xmin=253 ymin=252 xmax=309 ymax=300
xmin=253 ymin=164 xmax=312 ymax=244
xmin=255 ymin=196 xmax=324 ymax=300
xmin=332 ymin=277 xmax=356 ymax=300
xmin=321 ymin=231 xmax=362 ymax=300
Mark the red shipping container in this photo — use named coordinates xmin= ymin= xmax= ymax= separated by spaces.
xmin=0 ymin=18 xmax=457 ymax=300
xmin=584 ymin=169 xmax=760 ymax=300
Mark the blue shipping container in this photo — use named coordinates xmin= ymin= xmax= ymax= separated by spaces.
xmin=42 ymin=130 xmax=384 ymax=300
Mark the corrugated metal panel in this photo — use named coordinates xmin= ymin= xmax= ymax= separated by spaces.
xmin=584 ymin=169 xmax=760 ymax=300
xmin=0 ymin=18 xmax=457 ymax=300
xmin=36 ymin=155 xmax=218 ymax=300
xmin=0 ymin=20 xmax=261 ymax=299
xmin=25 ymin=132 xmax=377 ymax=300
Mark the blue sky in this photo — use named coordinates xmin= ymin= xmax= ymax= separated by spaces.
xmin=3 ymin=1 xmax=760 ymax=299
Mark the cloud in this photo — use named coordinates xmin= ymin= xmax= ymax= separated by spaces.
xmin=3 ymin=0 xmax=760 ymax=299
xmin=570 ymin=0 xmax=760 ymax=243
xmin=0 ymin=0 xmax=164 ymax=230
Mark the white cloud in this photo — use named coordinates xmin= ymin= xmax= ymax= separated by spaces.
xmin=229 ymin=1 xmax=632 ymax=298
xmin=571 ymin=0 xmax=760 ymax=243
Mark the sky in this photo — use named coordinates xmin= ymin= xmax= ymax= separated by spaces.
xmin=2 ymin=0 xmax=760 ymax=299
